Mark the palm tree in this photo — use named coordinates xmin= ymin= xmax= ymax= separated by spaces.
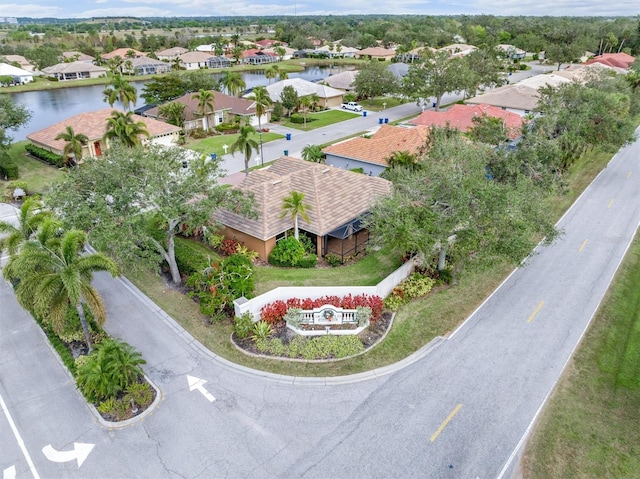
xmin=54 ymin=126 xmax=88 ymax=166
xmin=231 ymin=46 xmax=245 ymax=66
xmin=298 ymin=96 xmax=313 ymax=127
xmin=229 ymin=124 xmax=259 ymax=177
xmin=274 ymin=46 xmax=286 ymax=61
xmin=103 ymin=75 xmax=137 ymax=111
xmin=309 ymin=93 xmax=320 ymax=112
xmin=0 ymin=197 xmax=54 ymax=258
xmin=280 ymin=191 xmax=311 ymax=240
xmin=220 ymin=71 xmax=246 ymax=97
xmin=4 ymin=229 xmax=120 ymax=351
xmin=278 ymin=70 xmax=289 ymax=81
xmin=158 ymin=101 xmax=185 ymax=128
xmin=103 ymin=110 xmax=150 ymax=148
xmin=265 ymin=65 xmax=279 ymax=84
xmin=192 ymin=89 xmax=215 ymax=131
xmin=301 ymin=144 xmax=325 ymax=163
xmin=251 ymin=86 xmax=271 ymax=166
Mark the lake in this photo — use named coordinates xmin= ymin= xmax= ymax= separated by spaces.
xmin=8 ymin=66 xmax=348 ymax=142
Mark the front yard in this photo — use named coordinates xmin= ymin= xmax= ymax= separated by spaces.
xmin=185 ymin=131 xmax=284 ymax=159
xmin=1 ymin=141 xmax=64 ymax=198
xmin=282 ymin=109 xmax=360 ymax=131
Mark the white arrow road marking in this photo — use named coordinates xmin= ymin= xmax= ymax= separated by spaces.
xmin=3 ymin=466 xmax=16 ymax=479
xmin=0 ymin=393 xmax=40 ymax=479
xmin=42 ymin=443 xmax=94 ymax=468
xmin=187 ymin=375 xmax=216 ymax=402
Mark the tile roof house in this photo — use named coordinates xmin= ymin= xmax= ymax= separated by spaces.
xmin=409 ymin=103 xmax=526 ymax=140
xmin=263 ymin=78 xmax=345 ymax=109
xmin=437 ymin=43 xmax=477 ymax=58
xmin=322 ymin=124 xmax=430 ymax=177
xmin=321 ymin=70 xmax=358 ymax=91
xmin=0 ymin=63 xmax=34 ymax=84
xmin=496 ymin=44 xmax=526 ymax=60
xmin=255 ymin=39 xmax=285 ymax=49
xmin=356 ymin=47 xmax=396 ymax=61
xmin=144 ymin=90 xmax=267 ymax=130
xmin=178 ymin=51 xmax=231 ymax=70
xmin=2 ymin=54 xmax=35 ymax=72
xmin=42 ymin=61 xmax=107 ymax=81
xmin=262 ymin=45 xmax=296 ymax=60
xmin=241 ymin=49 xmax=278 ymax=65
xmin=27 ymin=108 xmax=181 ymax=161
xmin=584 ymin=52 xmax=635 ymax=70
xmin=101 ymin=48 xmax=147 ymax=60
xmin=216 ymin=156 xmax=391 ymax=260
xmin=155 ymin=47 xmax=189 ymax=61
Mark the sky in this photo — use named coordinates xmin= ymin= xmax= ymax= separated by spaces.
xmin=1 ymin=0 xmax=639 ymax=19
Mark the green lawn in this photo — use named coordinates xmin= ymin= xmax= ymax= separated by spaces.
xmin=522 ymin=234 xmax=640 ymax=479
xmin=253 ymin=249 xmax=401 ymax=295
xmin=0 ymin=141 xmax=64 ymax=197
xmin=185 ymin=131 xmax=284 ymax=158
xmin=283 ymin=110 xmax=360 ymax=131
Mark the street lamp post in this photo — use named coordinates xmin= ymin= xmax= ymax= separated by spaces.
xmin=259 ymin=129 xmax=264 ymax=166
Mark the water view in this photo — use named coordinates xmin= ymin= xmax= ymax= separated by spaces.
xmin=8 ymin=65 xmax=348 ymax=142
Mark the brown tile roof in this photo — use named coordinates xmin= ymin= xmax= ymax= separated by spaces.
xmin=466 ymin=83 xmax=540 ymax=111
xmin=409 ymin=103 xmax=526 ymax=139
xmin=216 ymin=157 xmax=391 ymax=240
xmin=322 ymin=125 xmax=430 ymax=166
xmin=358 ymin=47 xmax=396 ymax=57
xmin=156 ymin=47 xmax=188 ymax=56
xmin=27 ymin=108 xmax=180 ymax=151
xmin=101 ymin=48 xmax=147 ymax=60
xmin=145 ymin=91 xmax=257 ymax=122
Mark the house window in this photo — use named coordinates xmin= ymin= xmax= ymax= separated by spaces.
xmin=276 ymin=232 xmax=287 ymax=242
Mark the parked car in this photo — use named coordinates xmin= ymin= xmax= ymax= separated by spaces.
xmin=341 ymin=101 xmax=363 ymax=112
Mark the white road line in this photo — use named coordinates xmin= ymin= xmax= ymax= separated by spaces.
xmin=0 ymin=393 xmax=41 ymax=479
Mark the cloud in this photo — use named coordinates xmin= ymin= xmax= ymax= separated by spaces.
xmin=0 ymin=3 xmax=61 ymax=17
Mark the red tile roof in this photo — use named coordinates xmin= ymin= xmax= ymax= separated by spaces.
xmin=27 ymin=108 xmax=180 ymax=151
xmin=322 ymin=125 xmax=430 ymax=166
xmin=101 ymin=48 xmax=147 ymax=60
xmin=145 ymin=90 xmax=257 ymax=122
xmin=409 ymin=104 xmax=525 ymax=139
xmin=584 ymin=52 xmax=635 ymax=69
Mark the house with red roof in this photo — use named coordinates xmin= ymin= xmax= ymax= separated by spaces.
xmin=241 ymin=49 xmax=278 ymax=65
xmin=255 ymin=39 xmax=285 ymax=49
xmin=101 ymin=48 xmax=147 ymax=61
xmin=27 ymin=108 xmax=181 ymax=161
xmin=356 ymin=47 xmax=396 ymax=61
xmin=322 ymin=124 xmax=430 ymax=177
xmin=409 ymin=104 xmax=526 ymax=140
xmin=584 ymin=52 xmax=635 ymax=70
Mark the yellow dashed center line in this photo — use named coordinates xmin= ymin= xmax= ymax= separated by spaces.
xmin=608 ymin=199 xmax=615 ymax=208
xmin=430 ymin=403 xmax=462 ymax=442
xmin=528 ymin=301 xmax=544 ymax=323
xmin=579 ymin=239 xmax=588 ymax=252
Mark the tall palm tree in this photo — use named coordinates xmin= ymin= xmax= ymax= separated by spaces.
xmin=265 ymin=65 xmax=279 ymax=84
xmin=280 ymin=191 xmax=311 ymax=240
xmin=4 ymin=229 xmax=119 ymax=351
xmin=220 ymin=71 xmax=246 ymax=97
xmin=102 ymin=75 xmax=137 ymax=111
xmin=158 ymin=101 xmax=185 ymax=128
xmin=229 ymin=124 xmax=259 ymax=177
xmin=251 ymin=86 xmax=271 ymax=166
xmin=103 ymin=110 xmax=150 ymax=148
xmin=54 ymin=126 xmax=88 ymax=166
xmin=0 ymin=197 xmax=54 ymax=258
xmin=192 ymin=89 xmax=216 ymax=131
xmin=278 ymin=70 xmax=289 ymax=81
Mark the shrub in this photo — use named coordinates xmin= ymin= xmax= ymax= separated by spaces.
xmin=349 ymin=167 xmax=364 ymax=174
xmin=271 ymin=102 xmax=284 ymax=122
xmin=124 ymin=382 xmax=153 ymax=408
xmin=260 ymin=300 xmax=288 ymax=324
xmin=283 ymin=307 xmax=303 ymax=328
xmin=384 ymin=288 xmax=406 ymax=312
xmin=298 ymin=233 xmax=316 ymax=254
xmin=324 ymin=253 xmax=342 ymax=267
xmin=289 ymin=113 xmax=305 ymax=124
xmin=251 ymin=320 xmax=273 ymax=342
xmin=220 ymin=238 xmax=239 ymax=255
xmin=215 ymin=122 xmax=240 ymax=133
xmin=402 ymin=273 xmax=435 ymax=299
xmin=0 ymin=152 xmax=19 ymax=180
xmin=76 ymin=338 xmax=146 ymax=403
xmin=235 ymin=244 xmax=259 ymax=262
xmin=269 ymin=237 xmax=305 ymax=267
xmin=24 ymin=143 xmax=64 ymax=168
xmin=221 ymin=253 xmax=255 ymax=299
xmin=234 ymin=312 xmax=254 ymax=339
xmin=174 ymin=237 xmax=212 ymax=276
xmin=296 ymin=254 xmax=317 ymax=268
xmin=356 ymin=306 xmax=372 ymax=327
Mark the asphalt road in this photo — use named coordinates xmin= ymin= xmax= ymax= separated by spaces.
xmin=2 ymin=69 xmax=636 ymax=479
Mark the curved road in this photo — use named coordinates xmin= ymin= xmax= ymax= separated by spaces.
xmin=2 ymin=120 xmax=639 ymax=478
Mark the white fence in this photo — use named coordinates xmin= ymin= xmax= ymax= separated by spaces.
xmin=234 ymin=256 xmax=417 ymax=321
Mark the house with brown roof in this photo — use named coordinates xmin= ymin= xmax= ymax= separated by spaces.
xmin=216 ymin=156 xmax=391 ymax=261
xmin=61 ymin=51 xmax=95 ymax=63
xmin=437 ymin=43 xmax=477 ymax=58
xmin=321 ymin=70 xmax=358 ymax=91
xmin=178 ymin=51 xmax=232 ymax=70
xmin=409 ymin=103 xmax=526 ymax=140
xmin=27 ymin=108 xmax=181 ymax=161
xmin=156 ymin=47 xmax=189 ymax=61
xmin=322 ymin=124 xmax=430 ymax=177
xmin=2 ymin=54 xmax=35 ymax=72
xmin=144 ymin=90 xmax=267 ymax=130
xmin=262 ymin=78 xmax=345 ymax=109
xmin=356 ymin=47 xmax=396 ymax=61
xmin=42 ymin=61 xmax=107 ymax=81
xmin=101 ymin=48 xmax=147 ymax=61
xmin=122 ymin=57 xmax=171 ymax=75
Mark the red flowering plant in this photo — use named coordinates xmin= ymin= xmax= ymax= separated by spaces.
xmin=259 ymin=294 xmax=384 ymax=324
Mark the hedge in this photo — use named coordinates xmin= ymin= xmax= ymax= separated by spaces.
xmin=0 ymin=152 xmax=19 ymax=180
xmin=25 ymin=143 xmax=65 ymax=168
xmin=174 ymin=237 xmax=213 ymax=276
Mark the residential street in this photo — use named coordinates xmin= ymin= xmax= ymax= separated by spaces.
xmin=1 ymin=68 xmax=636 ymax=479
